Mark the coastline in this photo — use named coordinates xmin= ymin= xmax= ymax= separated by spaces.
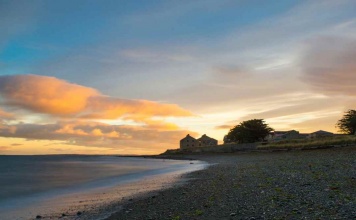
xmin=106 ymin=146 xmax=356 ymax=220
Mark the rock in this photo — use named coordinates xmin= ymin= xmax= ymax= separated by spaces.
xmin=35 ymin=215 xmax=42 ymax=219
xmin=61 ymin=213 xmax=67 ymax=217
xmin=152 ymin=195 xmax=156 ymax=199
xmin=77 ymin=211 xmax=82 ymax=216
xmin=230 ymin=212 xmax=236 ymax=216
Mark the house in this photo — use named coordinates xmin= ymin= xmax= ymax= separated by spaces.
xmin=180 ymin=134 xmax=218 ymax=149
xmin=308 ymin=130 xmax=334 ymax=139
xmin=267 ymin=130 xmax=306 ymax=141
xmin=198 ymin=134 xmax=218 ymax=146
xmin=180 ymin=134 xmax=199 ymax=149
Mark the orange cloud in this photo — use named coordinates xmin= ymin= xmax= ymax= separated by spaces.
xmin=84 ymin=96 xmax=192 ymax=119
xmin=0 ymin=146 xmax=10 ymax=151
xmin=0 ymin=74 xmax=99 ymax=115
xmin=0 ymin=74 xmax=197 ymax=153
xmin=0 ymin=74 xmax=193 ymax=122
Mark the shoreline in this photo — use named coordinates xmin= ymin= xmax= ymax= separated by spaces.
xmin=0 ymin=157 xmax=208 ymax=220
xmin=106 ymin=146 xmax=356 ymax=219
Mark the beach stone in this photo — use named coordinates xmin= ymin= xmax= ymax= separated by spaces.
xmin=77 ymin=211 xmax=82 ymax=216
xmin=35 ymin=215 xmax=42 ymax=219
xmin=106 ymin=147 xmax=356 ymax=220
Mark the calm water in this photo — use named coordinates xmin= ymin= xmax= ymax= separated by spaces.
xmin=0 ymin=155 xmax=207 ymax=219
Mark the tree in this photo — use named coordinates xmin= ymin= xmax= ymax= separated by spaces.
xmin=225 ymin=119 xmax=273 ymax=143
xmin=336 ymin=109 xmax=356 ymax=135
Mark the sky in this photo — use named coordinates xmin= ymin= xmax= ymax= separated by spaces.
xmin=1 ymin=0 xmax=356 ymax=155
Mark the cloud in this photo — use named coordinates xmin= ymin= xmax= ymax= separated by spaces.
xmin=0 ymin=74 xmax=193 ymax=121
xmin=0 ymin=74 xmax=196 ymax=153
xmin=0 ymin=120 xmax=197 ymax=151
xmin=121 ymin=49 xmax=195 ymax=63
xmin=85 ymin=96 xmax=192 ymax=119
xmin=212 ymin=66 xmax=251 ymax=83
xmin=0 ymin=74 xmax=99 ymax=115
xmin=300 ymin=36 xmax=356 ymax=97
xmin=0 ymin=108 xmax=13 ymax=119
xmin=0 ymin=146 xmax=10 ymax=151
xmin=215 ymin=124 xmax=232 ymax=130
xmin=213 ymin=93 xmax=346 ymax=132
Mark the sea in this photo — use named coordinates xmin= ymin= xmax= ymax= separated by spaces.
xmin=0 ymin=155 xmax=207 ymax=220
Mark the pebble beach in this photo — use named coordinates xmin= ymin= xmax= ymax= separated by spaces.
xmin=107 ymin=147 xmax=356 ymax=220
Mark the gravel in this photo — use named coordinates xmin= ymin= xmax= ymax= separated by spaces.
xmin=107 ymin=147 xmax=356 ymax=220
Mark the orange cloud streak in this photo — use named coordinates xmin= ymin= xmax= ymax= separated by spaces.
xmin=0 ymin=74 xmax=193 ymax=122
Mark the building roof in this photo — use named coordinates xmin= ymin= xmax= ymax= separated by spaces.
xmin=197 ymin=134 xmax=217 ymax=141
xmin=310 ymin=130 xmax=333 ymax=135
xmin=273 ymin=130 xmax=298 ymax=134
xmin=180 ymin=134 xmax=197 ymax=142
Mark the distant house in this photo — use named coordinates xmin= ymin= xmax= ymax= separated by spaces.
xmin=198 ymin=134 xmax=218 ymax=146
xmin=267 ymin=130 xmax=306 ymax=141
xmin=308 ymin=130 xmax=334 ymax=139
xmin=180 ymin=134 xmax=218 ymax=149
xmin=180 ymin=134 xmax=199 ymax=149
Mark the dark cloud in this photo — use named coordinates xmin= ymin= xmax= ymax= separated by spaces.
xmin=215 ymin=124 xmax=232 ymax=130
xmin=300 ymin=36 xmax=356 ymax=96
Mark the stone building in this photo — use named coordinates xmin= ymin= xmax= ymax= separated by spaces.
xmin=180 ymin=134 xmax=199 ymax=149
xmin=307 ymin=130 xmax=334 ymax=139
xmin=267 ymin=130 xmax=307 ymax=141
xmin=267 ymin=130 xmax=299 ymax=141
xmin=180 ymin=134 xmax=218 ymax=149
xmin=198 ymin=134 xmax=218 ymax=146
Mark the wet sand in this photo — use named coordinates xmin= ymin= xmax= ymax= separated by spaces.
xmin=107 ymin=147 xmax=356 ymax=220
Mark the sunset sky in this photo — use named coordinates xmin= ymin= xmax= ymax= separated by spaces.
xmin=1 ymin=0 xmax=356 ymax=155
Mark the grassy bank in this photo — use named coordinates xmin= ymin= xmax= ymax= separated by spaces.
xmin=258 ymin=135 xmax=356 ymax=150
